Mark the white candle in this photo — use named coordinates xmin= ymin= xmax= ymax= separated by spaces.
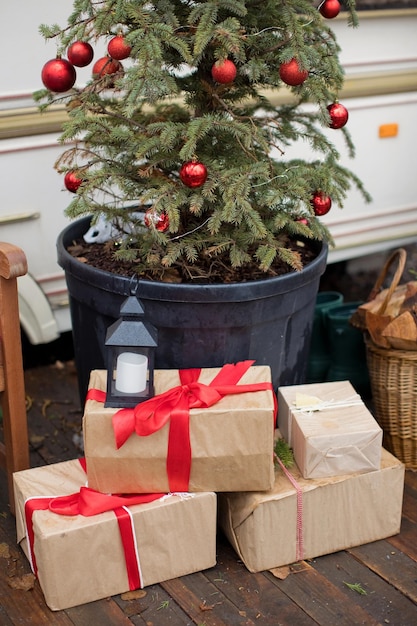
xmin=115 ymin=352 xmax=148 ymax=394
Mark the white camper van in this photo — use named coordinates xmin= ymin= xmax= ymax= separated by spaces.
xmin=1 ymin=2 xmax=417 ymax=346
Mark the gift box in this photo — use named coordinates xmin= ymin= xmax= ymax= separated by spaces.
xmin=83 ymin=362 xmax=276 ymax=494
xmin=218 ymin=447 xmax=404 ymax=573
xmin=14 ymin=459 xmax=217 ymax=611
xmin=277 ymin=381 xmax=383 ymax=478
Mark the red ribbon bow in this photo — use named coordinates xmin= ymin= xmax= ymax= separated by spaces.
xmin=87 ymin=360 xmax=276 ymax=492
xmin=24 ymin=461 xmax=166 ymax=591
xmin=48 ymin=486 xmax=164 ymax=516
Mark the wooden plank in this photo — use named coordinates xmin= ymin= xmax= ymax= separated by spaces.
xmin=65 ymin=599 xmax=134 ymax=626
xmin=402 ymin=483 xmax=417 ymax=523
xmin=349 ymin=539 xmax=417 ymax=604
xmin=388 ymin=516 xmax=417 ymax=561
xmin=314 ymin=547 xmax=417 ymax=624
xmin=205 ymin=538 xmax=317 ymax=625
xmin=113 ymin=584 xmax=193 ymax=625
xmin=0 ymin=605 xmax=14 ymax=626
xmin=405 ymin=469 xmax=417 ymax=492
xmin=24 ymin=365 xmax=83 ymax=467
xmin=266 ymin=560 xmax=379 ymax=626
xmin=161 ymin=571 xmax=254 ymax=626
xmin=0 ymin=578 xmax=74 ymax=626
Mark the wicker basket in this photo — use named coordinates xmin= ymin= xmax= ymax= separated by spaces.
xmin=355 ymin=248 xmax=417 ymax=468
xmin=366 ymin=336 xmax=417 ymax=468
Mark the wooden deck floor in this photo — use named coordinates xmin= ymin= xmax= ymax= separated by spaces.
xmin=1 ymin=360 xmax=417 ymax=626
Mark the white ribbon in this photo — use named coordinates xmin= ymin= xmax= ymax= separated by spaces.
xmin=292 ymin=395 xmax=363 ymax=416
xmin=160 ymin=492 xmax=195 ymax=502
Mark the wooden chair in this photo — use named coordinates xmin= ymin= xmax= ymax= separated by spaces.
xmin=0 ymin=242 xmax=30 ymax=514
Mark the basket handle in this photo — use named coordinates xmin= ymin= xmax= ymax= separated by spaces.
xmin=366 ymin=248 xmax=407 ymax=316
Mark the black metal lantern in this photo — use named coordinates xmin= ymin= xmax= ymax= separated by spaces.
xmin=104 ymin=293 xmax=158 ymax=408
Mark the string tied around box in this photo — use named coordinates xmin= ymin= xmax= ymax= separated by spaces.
xmin=292 ymin=394 xmax=363 ymax=416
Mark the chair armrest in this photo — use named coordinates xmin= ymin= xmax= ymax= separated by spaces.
xmin=0 ymin=242 xmax=28 ymax=280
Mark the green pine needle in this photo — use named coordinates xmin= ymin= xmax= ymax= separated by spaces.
xmin=274 ymin=438 xmax=294 ymax=469
xmin=343 ymin=581 xmax=368 ymax=595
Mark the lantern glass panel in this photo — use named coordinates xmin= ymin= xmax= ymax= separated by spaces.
xmin=105 ymin=346 xmax=155 ymax=408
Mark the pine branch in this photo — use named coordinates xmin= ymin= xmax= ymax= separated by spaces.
xmin=37 ymin=0 xmax=365 ymax=279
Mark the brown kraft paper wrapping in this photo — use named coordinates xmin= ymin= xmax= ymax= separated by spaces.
xmin=14 ymin=460 xmax=217 ymax=611
xmin=83 ymin=366 xmax=275 ymax=494
xmin=218 ymin=447 xmax=404 ymax=573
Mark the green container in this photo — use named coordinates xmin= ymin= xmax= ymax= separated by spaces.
xmin=325 ymin=302 xmax=370 ymax=398
xmin=307 ymin=291 xmax=344 ymax=383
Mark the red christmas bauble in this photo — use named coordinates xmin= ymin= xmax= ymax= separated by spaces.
xmin=327 ymin=102 xmax=349 ymax=129
xmin=297 ymin=217 xmax=309 ymax=225
xmin=92 ymin=56 xmax=123 ymax=77
xmin=211 ymin=59 xmax=237 ymax=84
xmin=311 ymin=192 xmax=332 ymax=216
xmin=107 ymin=35 xmax=132 ymax=60
xmin=67 ymin=41 xmax=94 ymax=67
xmin=144 ymin=208 xmax=169 ymax=232
xmin=41 ymin=58 xmax=76 ymax=92
xmin=179 ymin=161 xmax=208 ymax=188
xmin=64 ymin=171 xmax=83 ymax=193
xmin=319 ymin=0 xmax=341 ymax=18
xmin=279 ymin=58 xmax=308 ymax=86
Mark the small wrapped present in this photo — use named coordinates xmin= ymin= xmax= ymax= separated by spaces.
xmin=277 ymin=381 xmax=382 ymax=478
xmin=218 ymin=447 xmax=404 ymax=573
xmin=83 ymin=361 xmax=276 ymax=494
xmin=14 ymin=459 xmax=217 ymax=611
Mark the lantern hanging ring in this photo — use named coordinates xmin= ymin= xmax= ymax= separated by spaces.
xmin=128 ymin=275 xmax=140 ymax=296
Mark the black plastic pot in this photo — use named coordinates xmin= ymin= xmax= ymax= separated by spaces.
xmin=57 ymin=216 xmax=328 ymax=405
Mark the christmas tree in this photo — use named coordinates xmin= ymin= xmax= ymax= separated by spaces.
xmin=36 ymin=0 xmax=369 ymax=283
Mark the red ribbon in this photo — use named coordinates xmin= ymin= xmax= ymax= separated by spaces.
xmin=24 ymin=461 xmax=166 ymax=591
xmin=86 ymin=360 xmax=277 ymax=492
xmin=24 ymin=497 xmax=54 ymax=576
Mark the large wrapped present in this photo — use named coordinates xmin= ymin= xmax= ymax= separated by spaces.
xmin=218 ymin=447 xmax=404 ymax=573
xmin=83 ymin=361 xmax=276 ymax=494
xmin=14 ymin=459 xmax=217 ymax=611
xmin=277 ymin=381 xmax=382 ymax=478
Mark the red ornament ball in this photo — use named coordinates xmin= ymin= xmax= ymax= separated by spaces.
xmin=279 ymin=58 xmax=308 ymax=86
xmin=107 ymin=35 xmax=132 ymax=60
xmin=41 ymin=58 xmax=76 ymax=92
xmin=327 ymin=102 xmax=349 ymax=129
xmin=179 ymin=161 xmax=208 ymax=188
xmin=92 ymin=56 xmax=123 ymax=77
xmin=211 ymin=59 xmax=237 ymax=84
xmin=297 ymin=217 xmax=309 ymax=225
xmin=67 ymin=41 xmax=94 ymax=67
xmin=319 ymin=0 xmax=341 ymax=18
xmin=144 ymin=208 xmax=169 ymax=232
xmin=64 ymin=171 xmax=83 ymax=193
xmin=311 ymin=192 xmax=332 ymax=216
